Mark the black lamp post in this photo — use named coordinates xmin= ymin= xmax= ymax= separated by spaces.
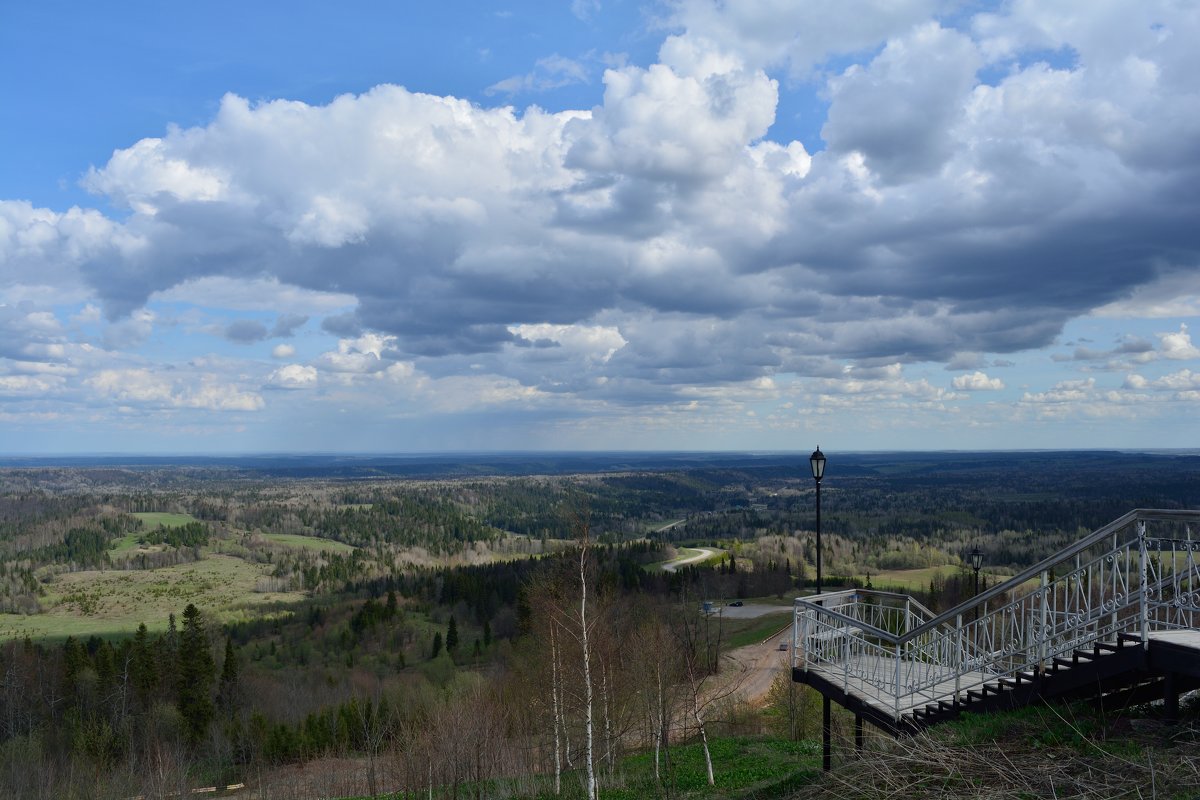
xmin=969 ymin=547 xmax=984 ymax=623
xmin=810 ymin=446 xmax=830 ymax=772
xmin=969 ymin=547 xmax=983 ymax=598
xmin=810 ymin=446 xmax=826 ymax=594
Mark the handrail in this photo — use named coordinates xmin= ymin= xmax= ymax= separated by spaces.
xmin=792 ymin=508 xmax=1200 ymax=721
xmin=798 ymin=509 xmax=1200 ymax=647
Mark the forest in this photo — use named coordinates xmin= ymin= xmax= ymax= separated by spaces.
xmin=0 ymin=450 xmax=1197 ymax=799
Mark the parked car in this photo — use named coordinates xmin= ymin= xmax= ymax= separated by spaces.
xmin=729 ymin=600 xmax=744 ymax=607
xmin=778 ymin=641 xmax=789 ymax=651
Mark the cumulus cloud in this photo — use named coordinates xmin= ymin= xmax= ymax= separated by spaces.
xmin=85 ymin=368 xmax=264 ymax=411
xmin=271 ymin=343 xmax=296 ymax=359
xmin=952 ymin=371 xmax=1005 ymax=391
xmin=265 ymin=363 xmax=318 ymax=389
xmin=1158 ymin=324 xmax=1200 ymax=360
xmin=2 ymin=0 xmax=1200 ymax=440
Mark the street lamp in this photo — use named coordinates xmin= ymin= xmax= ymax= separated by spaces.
xmin=809 ymin=446 xmax=830 ymax=772
xmin=969 ymin=547 xmax=984 ymax=623
xmin=810 ymin=446 xmax=825 ymax=595
xmin=969 ymin=547 xmax=983 ymax=598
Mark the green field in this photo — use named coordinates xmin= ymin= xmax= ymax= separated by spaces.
xmin=109 ymin=533 xmax=147 ymax=553
xmin=132 ymin=511 xmax=197 ymax=528
xmin=262 ymin=533 xmax=356 ymax=553
xmin=863 ymin=564 xmax=961 ymax=590
xmin=0 ymin=555 xmax=305 ymax=641
xmin=721 ymin=611 xmax=793 ymax=649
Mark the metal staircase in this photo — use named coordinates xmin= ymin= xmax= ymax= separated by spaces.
xmin=791 ymin=509 xmax=1200 ymax=735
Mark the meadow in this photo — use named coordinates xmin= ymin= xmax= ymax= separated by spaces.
xmin=0 ymin=554 xmax=305 ymax=640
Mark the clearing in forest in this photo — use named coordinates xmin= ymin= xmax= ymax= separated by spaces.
xmin=0 ymin=554 xmax=304 ymax=641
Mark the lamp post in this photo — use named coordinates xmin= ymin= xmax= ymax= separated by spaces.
xmin=809 ymin=446 xmax=830 ymax=772
xmin=810 ymin=446 xmax=826 ymax=594
xmin=969 ymin=547 xmax=983 ymax=598
xmin=969 ymin=547 xmax=983 ymax=623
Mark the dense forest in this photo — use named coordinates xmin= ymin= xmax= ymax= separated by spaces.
xmin=0 ymin=451 xmax=1197 ymax=798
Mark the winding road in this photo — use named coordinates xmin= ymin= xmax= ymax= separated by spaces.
xmin=661 ymin=546 xmax=720 ymax=572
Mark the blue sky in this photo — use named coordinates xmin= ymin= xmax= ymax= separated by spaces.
xmin=2 ymin=1 xmax=1199 ymax=453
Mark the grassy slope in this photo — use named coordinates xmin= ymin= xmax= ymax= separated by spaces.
xmin=262 ymin=533 xmax=356 ymax=553
xmin=131 ymin=511 xmax=197 ymax=528
xmin=722 ymin=611 xmax=793 ymax=649
xmin=0 ymin=555 xmax=304 ymax=640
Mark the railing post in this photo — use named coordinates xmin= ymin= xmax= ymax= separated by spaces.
xmin=1111 ymin=531 xmax=1118 ymax=636
xmin=843 ymin=624 xmax=850 ymax=691
xmin=1138 ymin=519 xmax=1149 ymax=648
xmin=894 ymin=641 xmax=902 ymax=721
xmin=1039 ymin=570 xmax=1048 ymax=675
xmin=955 ymin=613 xmax=962 ymax=696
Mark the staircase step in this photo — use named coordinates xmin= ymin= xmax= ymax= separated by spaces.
xmin=1052 ymin=657 xmax=1074 ymax=671
xmin=1071 ymin=650 xmax=1096 ymax=662
xmin=1094 ymin=642 xmax=1120 ymax=653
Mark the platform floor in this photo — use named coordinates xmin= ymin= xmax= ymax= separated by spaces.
xmin=804 ymin=654 xmax=994 ymax=716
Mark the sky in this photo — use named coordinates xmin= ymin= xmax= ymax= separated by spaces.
xmin=2 ymin=0 xmax=1200 ymax=454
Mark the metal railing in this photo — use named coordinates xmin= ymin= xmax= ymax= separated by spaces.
xmin=793 ymin=509 xmax=1200 ymax=721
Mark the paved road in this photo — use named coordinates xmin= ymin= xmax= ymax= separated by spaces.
xmin=717 ymin=602 xmax=792 ymax=619
xmin=661 ymin=546 xmax=720 ymax=572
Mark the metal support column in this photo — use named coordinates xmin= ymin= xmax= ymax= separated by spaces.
xmin=1164 ymin=672 xmax=1179 ymax=723
xmin=854 ymin=714 xmax=863 ymax=752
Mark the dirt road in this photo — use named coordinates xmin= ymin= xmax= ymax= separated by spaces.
xmin=713 ymin=624 xmax=792 ymax=707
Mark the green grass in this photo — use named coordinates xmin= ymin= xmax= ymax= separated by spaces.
xmin=109 ymin=533 xmax=147 ymax=553
xmin=343 ymin=736 xmax=821 ymax=800
xmin=0 ymin=555 xmax=305 ymax=641
xmin=261 ymin=533 xmax=356 ymax=553
xmin=721 ymin=611 xmax=793 ymax=650
xmin=132 ymin=511 xmax=197 ymax=528
xmin=863 ymin=565 xmax=959 ymax=590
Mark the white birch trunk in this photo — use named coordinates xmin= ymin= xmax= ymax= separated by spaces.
xmin=692 ymin=696 xmax=715 ymax=786
xmin=551 ymin=623 xmax=562 ymax=795
xmin=580 ymin=539 xmax=597 ymax=800
xmin=602 ymin=664 xmax=613 ymax=777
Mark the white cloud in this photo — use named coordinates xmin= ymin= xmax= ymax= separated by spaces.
xmin=1158 ymin=323 xmax=1200 ymax=360
xmin=152 ymin=276 xmax=355 ymax=314
xmin=952 ymin=371 xmax=1005 ymax=391
xmin=509 ymin=322 xmax=627 ymax=363
xmin=316 ymin=333 xmax=396 ymax=374
xmin=85 ymin=368 xmax=263 ymax=411
xmin=0 ymin=374 xmax=64 ymax=396
xmin=266 ymin=364 xmax=318 ymax=390
xmin=1152 ymin=369 xmax=1200 ymax=391
xmin=3 ymin=1 xmax=1200 ymax=448
xmin=486 ymin=54 xmax=591 ymax=96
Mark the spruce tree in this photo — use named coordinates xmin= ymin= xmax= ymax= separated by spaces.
xmin=217 ymin=635 xmax=239 ymax=713
xmin=431 ymin=631 xmax=443 ymax=659
xmin=446 ymin=615 xmax=459 ymax=652
xmin=177 ymin=604 xmax=215 ymax=747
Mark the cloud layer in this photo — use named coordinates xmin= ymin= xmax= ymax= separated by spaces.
xmin=3 ymin=0 xmax=1199 ymax=449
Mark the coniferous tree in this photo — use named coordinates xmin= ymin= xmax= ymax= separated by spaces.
xmin=431 ymin=631 xmax=443 ymax=659
xmin=446 ymin=615 xmax=459 ymax=652
xmin=177 ymin=604 xmax=215 ymax=747
xmin=130 ymin=622 xmax=156 ymax=708
xmin=217 ymin=635 xmax=239 ymax=714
